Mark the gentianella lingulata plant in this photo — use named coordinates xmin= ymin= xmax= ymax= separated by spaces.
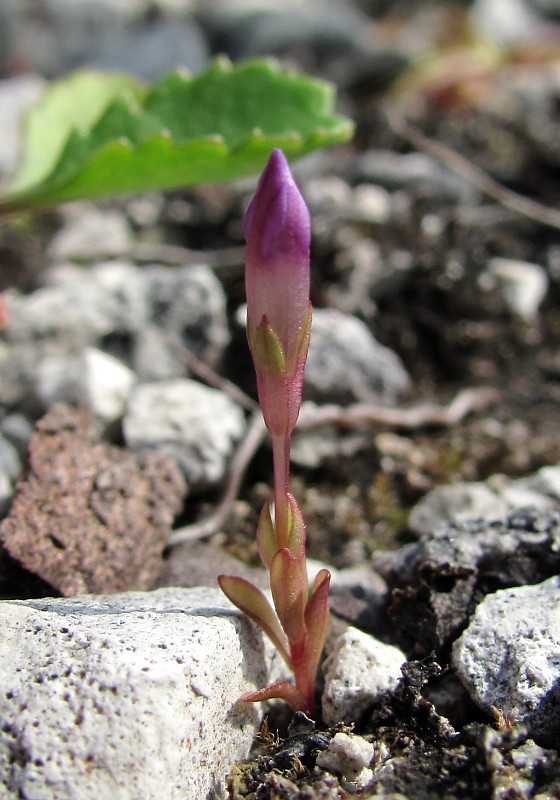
xmin=218 ymin=149 xmax=330 ymax=714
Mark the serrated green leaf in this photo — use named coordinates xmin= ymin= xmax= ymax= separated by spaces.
xmin=0 ymin=58 xmax=354 ymax=214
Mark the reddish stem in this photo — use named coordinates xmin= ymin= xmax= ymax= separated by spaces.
xmin=271 ymin=434 xmax=291 ymax=549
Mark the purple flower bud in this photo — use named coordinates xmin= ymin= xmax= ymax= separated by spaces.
xmin=244 ymin=149 xmax=312 ymax=436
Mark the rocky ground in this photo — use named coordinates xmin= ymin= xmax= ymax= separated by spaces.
xmin=0 ymin=1 xmax=559 ymax=798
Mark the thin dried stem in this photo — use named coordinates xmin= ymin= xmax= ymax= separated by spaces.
xmin=297 ymin=387 xmax=500 ymax=430
xmin=168 ymin=410 xmax=266 ymax=546
xmin=131 ymin=242 xmax=245 ymax=272
xmin=167 ymin=386 xmax=498 ymax=546
xmin=387 ymin=110 xmax=560 ymax=232
xmin=164 ymin=333 xmax=258 ymax=413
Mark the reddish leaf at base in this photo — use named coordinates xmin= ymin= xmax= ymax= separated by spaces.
xmin=241 ymin=679 xmax=310 ymax=713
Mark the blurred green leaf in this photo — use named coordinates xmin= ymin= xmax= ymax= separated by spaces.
xmin=0 ymin=58 xmax=354 ymax=214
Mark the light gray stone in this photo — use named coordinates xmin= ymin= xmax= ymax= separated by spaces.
xmin=123 ymin=379 xmax=246 ymax=488
xmin=453 ymin=576 xmax=560 ymax=744
xmin=36 ymin=347 xmax=136 ymax=423
xmin=236 ymin=304 xmax=409 ymax=405
xmin=0 ymin=435 xmax=21 ymax=517
xmin=354 ymin=149 xmax=477 ymax=200
xmin=0 ymin=414 xmax=34 ymax=459
xmin=322 ymin=626 xmax=405 ymax=726
xmin=486 ymin=258 xmax=548 ymax=320
xmin=88 ymin=10 xmax=209 ymax=79
xmin=305 ymin=177 xmax=391 ymax=226
xmin=316 ymin=732 xmax=375 ymax=792
xmin=47 ymin=206 xmax=134 ymax=261
xmin=409 ymin=482 xmax=508 ymax=537
xmin=0 ymin=473 xmax=13 ymax=518
xmin=409 ymin=466 xmax=560 ymax=537
xmin=471 ymin=0 xmax=544 ymax=46
xmin=6 ymin=261 xmax=148 ymax=347
xmin=135 ymin=263 xmax=230 ymax=380
xmin=305 ymin=308 xmax=410 ymax=405
xmin=0 ymin=587 xmax=279 ymax=800
xmin=0 ymin=432 xmax=21 ymax=482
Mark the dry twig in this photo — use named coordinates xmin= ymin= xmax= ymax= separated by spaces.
xmin=131 ymin=242 xmax=245 ymax=272
xmin=387 ymin=111 xmax=560 ymax=232
xmin=168 ymin=386 xmax=499 ymax=546
xmin=164 ymin=333 xmax=258 ymax=412
xmin=169 ymin=410 xmax=266 ymax=546
xmin=297 ymin=387 xmax=500 ymax=430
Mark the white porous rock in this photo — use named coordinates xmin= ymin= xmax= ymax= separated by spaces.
xmin=36 ymin=347 xmax=136 ymax=424
xmin=123 ymin=379 xmax=246 ymax=488
xmin=0 ymin=587 xmax=280 ymax=800
xmin=316 ymin=732 xmax=376 ymax=792
xmin=322 ymin=626 xmax=405 ymax=725
xmin=453 ymin=576 xmax=560 ymax=744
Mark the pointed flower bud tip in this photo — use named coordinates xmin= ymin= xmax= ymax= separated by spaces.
xmin=244 ymin=148 xmax=311 ymax=366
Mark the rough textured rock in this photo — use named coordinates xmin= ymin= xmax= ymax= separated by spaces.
xmin=453 ymin=576 xmax=560 ymax=746
xmin=409 ymin=481 xmax=507 ymax=537
xmin=316 ymin=732 xmax=376 ymax=791
xmin=305 ymin=308 xmax=410 ymax=405
xmin=6 ymin=261 xmax=147 ymax=348
xmin=0 ymin=404 xmax=186 ymax=596
xmin=123 ymin=379 xmax=246 ymax=488
xmin=375 ymin=507 xmax=560 ymax=655
xmin=409 ymin=466 xmax=560 ymax=537
xmin=0 ymin=587 xmax=278 ymax=800
xmin=322 ymin=626 xmax=405 ymax=726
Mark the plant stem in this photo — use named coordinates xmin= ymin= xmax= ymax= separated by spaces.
xmin=293 ymin=659 xmax=315 ymax=714
xmin=271 ymin=434 xmax=291 ymax=549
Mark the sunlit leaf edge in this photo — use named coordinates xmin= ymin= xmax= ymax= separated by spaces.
xmin=0 ymin=58 xmax=354 ymax=214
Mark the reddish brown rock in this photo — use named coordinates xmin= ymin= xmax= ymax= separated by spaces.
xmin=0 ymin=404 xmax=187 ymax=596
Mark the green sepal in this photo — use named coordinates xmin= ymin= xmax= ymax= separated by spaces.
xmin=251 ymin=316 xmax=286 ymax=380
xmin=218 ymin=574 xmax=290 ymax=664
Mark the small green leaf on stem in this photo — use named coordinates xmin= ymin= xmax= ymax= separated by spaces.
xmin=270 ymin=548 xmax=308 ymax=647
xmin=217 ymin=574 xmax=290 ymax=664
xmin=302 ymin=569 xmax=331 ymax=685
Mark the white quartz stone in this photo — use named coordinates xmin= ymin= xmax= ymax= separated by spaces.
xmin=37 ymin=347 xmax=136 ymax=424
xmin=322 ymin=626 xmax=405 ymax=726
xmin=453 ymin=576 xmax=560 ymax=744
xmin=123 ymin=379 xmax=246 ymax=488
